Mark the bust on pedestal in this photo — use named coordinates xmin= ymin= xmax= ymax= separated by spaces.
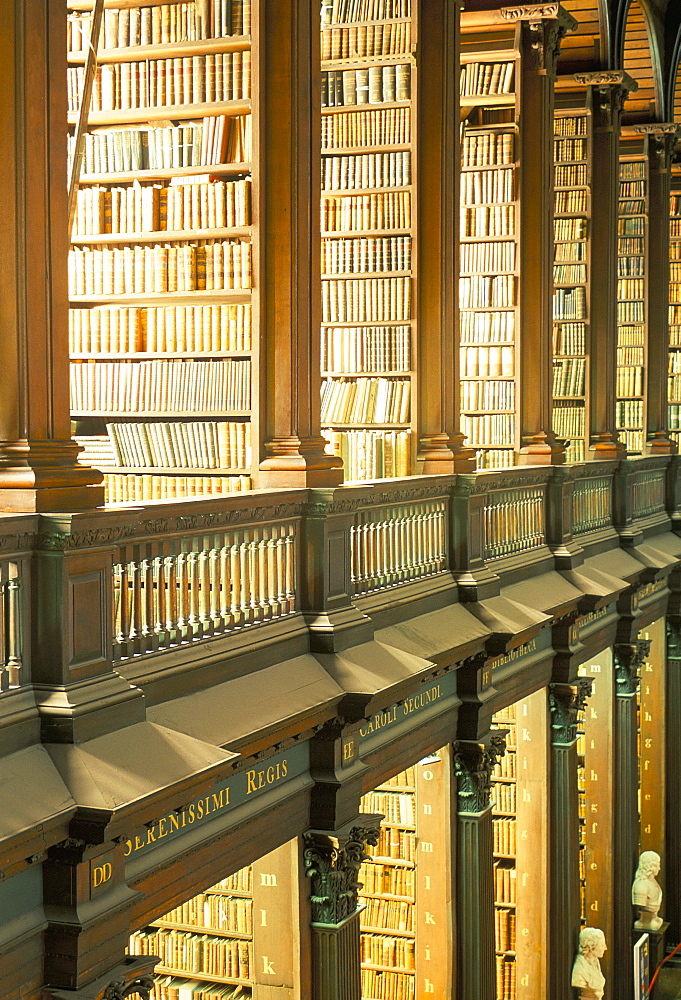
xmin=632 ymin=850 xmax=663 ymax=931
xmin=571 ymin=927 xmax=607 ymax=1000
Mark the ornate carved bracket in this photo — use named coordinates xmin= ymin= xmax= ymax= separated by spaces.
xmin=548 ymin=678 xmax=593 ymax=745
xmin=454 ymin=734 xmax=507 ymax=813
xmin=614 ymin=640 xmax=651 ymax=695
xmin=630 ymin=125 xmax=681 ymax=169
xmin=103 ymin=977 xmax=155 ymax=1000
xmin=666 ymin=618 xmax=681 ymax=659
xmin=303 ymin=818 xmax=382 ymax=925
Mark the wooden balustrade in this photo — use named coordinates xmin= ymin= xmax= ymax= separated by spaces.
xmin=631 ymin=468 xmax=666 ymax=520
xmin=572 ymin=475 xmax=613 ymax=535
xmin=113 ymin=520 xmax=298 ymax=661
xmin=350 ymin=490 xmax=448 ymax=597
xmin=482 ymin=485 xmax=546 ymax=561
xmin=0 ymin=457 xmax=680 ymax=694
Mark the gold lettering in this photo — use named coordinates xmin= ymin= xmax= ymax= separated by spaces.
xmin=590 ymin=901 xmax=599 ymax=912
xmin=590 ymin=862 xmax=597 ymax=870
xmin=158 ymin=817 xmax=168 ymax=838
xmin=422 ymin=769 xmax=434 ymax=781
xmin=424 ymin=875 xmax=431 ymax=890
xmin=187 ymin=804 xmax=195 ymax=823
xmin=92 ymin=862 xmax=112 ymax=888
xmin=247 ymin=769 xmax=258 ymax=794
xmin=124 ymin=840 xmax=133 ymax=857
xmin=423 ymin=803 xmax=432 ymax=815
xmin=420 ymin=842 xmax=433 ymax=853
xmin=134 ymin=835 xmax=144 ymax=851
xmin=146 ymin=827 xmax=157 ymax=844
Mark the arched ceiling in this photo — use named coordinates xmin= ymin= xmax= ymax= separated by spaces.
xmin=621 ymin=0 xmax=662 ymax=120
xmin=557 ymin=0 xmax=608 ymax=71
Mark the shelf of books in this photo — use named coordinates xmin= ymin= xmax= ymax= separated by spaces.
xmin=67 ymin=0 xmax=258 ymax=503
xmin=491 ymin=706 xmax=517 ymax=1000
xmin=616 ymin=143 xmax=649 ymax=456
xmin=319 ymin=0 xmax=415 ymax=481
xmin=359 ymin=766 xmax=417 ymax=1000
xmin=459 ymin=42 xmax=519 ymax=471
xmin=576 ymin=698 xmax=587 ymax=924
xmin=552 ymin=110 xmax=590 ymax=464
xmin=669 ymin=172 xmax=681 ymax=448
xmin=130 ymin=866 xmax=254 ymax=999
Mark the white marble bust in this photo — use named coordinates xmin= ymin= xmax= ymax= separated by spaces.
xmin=571 ymin=927 xmax=607 ymax=1000
xmin=632 ymin=850 xmax=663 ymax=931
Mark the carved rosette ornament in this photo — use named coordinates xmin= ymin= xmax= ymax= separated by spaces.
xmin=454 ymin=734 xmax=507 ymax=813
xmin=303 ymin=821 xmax=382 ymax=925
xmin=614 ymin=640 xmax=651 ymax=696
xmin=103 ymin=975 xmax=156 ymax=1000
xmin=548 ymin=679 xmax=593 ymax=745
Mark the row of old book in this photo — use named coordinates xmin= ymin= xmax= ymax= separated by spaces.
xmin=461 ymin=379 xmax=514 ymax=413
xmin=104 ymin=473 xmax=251 ymax=503
xmin=129 ymin=927 xmax=251 ymax=980
xmin=321 ymin=277 xmax=411 ymax=323
xmin=321 ymin=107 xmax=411 ymax=147
xmin=69 ymin=304 xmax=252 ymax=355
xmin=553 ymin=264 xmax=587 ymax=285
xmin=360 ymin=934 xmax=415 ymax=970
xmin=361 ymin=968 xmax=413 ymax=1000
xmin=460 ymin=345 xmax=514 ymax=378
xmin=322 ymin=66 xmax=411 ymax=108
xmin=322 ymin=235 xmax=411 ymax=274
xmin=68 ymin=53 xmax=251 ymax=115
xmin=69 ymin=118 xmax=251 ymax=177
xmin=554 ymin=115 xmax=588 ymax=137
xmin=323 ymin=428 xmax=411 ymax=480
xmin=159 ymin=894 xmax=253 ymax=935
xmin=461 ymin=130 xmax=514 ymax=168
xmin=321 ymin=326 xmax=411 ymax=373
xmin=320 ymin=376 xmax=410 ymax=424
xmin=553 ymin=137 xmax=588 ymax=161
xmin=321 ymin=0 xmax=411 ymax=26
xmin=615 ymin=399 xmax=644 ymax=427
xmin=616 ymin=366 xmax=645 ymax=397
xmin=553 ymin=287 xmax=587 ymax=321
xmin=321 ymin=20 xmax=411 ymax=60
xmin=70 ymin=359 xmax=252 ymax=413
xmin=461 ymin=204 xmax=515 ymax=238
xmin=73 ymin=179 xmax=251 ymax=237
xmin=461 ymin=414 xmax=514 ymax=448
xmin=460 ymin=61 xmax=514 ymax=97
xmin=460 ymin=310 xmax=515 ymax=343
xmin=555 ymin=163 xmax=589 ymax=187
xmin=461 ymin=168 xmax=514 ymax=205
xmin=153 ymin=977 xmax=247 ymax=1000
xmin=68 ymin=0 xmax=251 ymax=51
xmin=69 ymin=242 xmax=252 ymax=296
xmin=360 ymin=792 xmax=415 ymax=825
xmin=78 ymin=420 xmax=251 ymax=470
xmin=322 ymin=192 xmax=411 ymax=232
xmin=553 ymin=322 xmax=586 ymax=356
xmin=553 ymin=403 xmax=586 ymax=439
xmin=461 ymin=240 xmax=515 ymax=274
xmin=322 ymin=151 xmax=411 ymax=190
xmin=555 ymin=190 xmax=589 ymax=214
xmin=460 ymin=275 xmax=516 ymax=309
xmin=361 ymin=897 xmax=413 ymax=931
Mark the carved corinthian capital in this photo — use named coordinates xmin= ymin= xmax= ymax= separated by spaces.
xmin=454 ymin=734 xmax=507 ymax=813
xmin=614 ymin=640 xmax=651 ymax=695
xmin=303 ymin=818 xmax=382 ymax=925
xmin=549 ymin=678 xmax=593 ymax=745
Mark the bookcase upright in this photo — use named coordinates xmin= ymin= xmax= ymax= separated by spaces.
xmin=669 ymin=165 xmax=681 ymax=448
xmin=67 ymin=0 xmax=260 ymax=502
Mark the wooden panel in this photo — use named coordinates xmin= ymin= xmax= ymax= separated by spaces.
xmin=638 ymin=618 xmax=666 ymax=872
xmin=622 ymin=0 xmax=659 ymax=121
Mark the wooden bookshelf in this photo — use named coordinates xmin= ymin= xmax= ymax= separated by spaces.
xmin=491 ymin=706 xmax=517 ymax=1000
xmin=319 ymin=0 xmax=416 ymax=481
xmin=616 ymin=139 xmax=649 ymax=455
xmin=360 ymin=765 xmax=417 ymax=1000
xmin=552 ymin=109 xmax=590 ymax=464
xmin=669 ymin=168 xmax=681 ymax=447
xmin=459 ymin=49 xmax=518 ymax=470
xmin=129 ymin=866 xmax=255 ymax=998
xmin=67 ymin=0 xmax=259 ymax=502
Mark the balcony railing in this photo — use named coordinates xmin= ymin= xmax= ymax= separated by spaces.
xmin=1 ymin=455 xmax=676 ymax=694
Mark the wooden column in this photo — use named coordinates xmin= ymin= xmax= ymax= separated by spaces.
xmin=581 ymin=649 xmax=615 ymax=1000
xmin=514 ymin=8 xmax=576 ymax=466
xmin=0 ymin=0 xmax=103 ymax=511
xmin=257 ymin=0 xmax=342 ymax=487
xmin=548 ymin=680 xmax=592 ymax=1000
xmin=454 ymin=737 xmax=506 ymax=1000
xmin=612 ymin=641 xmax=648 ymax=1000
xmin=575 ymin=73 xmax=636 ymax=460
xmin=638 ymin=619 xmax=666 ymax=870
xmin=303 ymin=817 xmax=382 ymax=1000
xmin=415 ymin=0 xmax=474 ymax=474
xmin=252 ymin=841 xmax=306 ymax=997
xmin=414 ymin=748 xmax=457 ymax=999
xmin=633 ymin=125 xmax=681 ymax=455
xmin=665 ymin=617 xmax=681 ymax=943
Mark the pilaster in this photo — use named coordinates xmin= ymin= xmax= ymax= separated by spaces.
xmin=548 ymin=679 xmax=592 ymax=1000
xmin=0 ymin=0 xmax=103 ymax=511
xmin=512 ymin=7 xmax=577 ymax=465
xmin=575 ymin=73 xmax=637 ymax=459
xmin=454 ymin=735 xmax=506 ymax=1000
xmin=665 ymin=618 xmax=681 ymax=943
xmin=257 ymin=0 xmax=342 ymax=487
xmin=303 ymin=817 xmax=382 ymax=1000
xmin=632 ymin=125 xmax=681 ymax=456
xmin=415 ymin=0 xmax=474 ymax=473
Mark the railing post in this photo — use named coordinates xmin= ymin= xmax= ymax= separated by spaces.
xmin=451 ymin=475 xmax=500 ymax=601
xmin=32 ymin=512 xmax=144 ymax=742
